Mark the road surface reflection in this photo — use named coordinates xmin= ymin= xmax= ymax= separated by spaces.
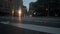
xmin=17 ymin=16 xmax=22 ymax=24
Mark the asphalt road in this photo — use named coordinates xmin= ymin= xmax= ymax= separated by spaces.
xmin=0 ymin=16 xmax=60 ymax=28
xmin=0 ymin=16 xmax=60 ymax=34
xmin=0 ymin=23 xmax=52 ymax=34
xmin=0 ymin=23 xmax=24 ymax=34
xmin=20 ymin=16 xmax=60 ymax=28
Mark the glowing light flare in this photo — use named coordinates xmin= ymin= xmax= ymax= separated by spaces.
xmin=12 ymin=9 xmax=14 ymax=13
xmin=45 ymin=8 xmax=48 ymax=11
xmin=18 ymin=8 xmax=22 ymax=17
xmin=12 ymin=9 xmax=14 ymax=16
xmin=19 ymin=10 xmax=21 ymax=14
xmin=18 ymin=8 xmax=22 ymax=24
xmin=30 ymin=15 xmax=32 ymax=17
xmin=34 ymin=12 xmax=36 ymax=15
xmin=18 ymin=15 xmax=22 ymax=24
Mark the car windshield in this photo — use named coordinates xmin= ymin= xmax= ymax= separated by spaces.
xmin=0 ymin=0 xmax=60 ymax=34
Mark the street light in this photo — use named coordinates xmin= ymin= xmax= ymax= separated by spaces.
xmin=18 ymin=8 xmax=22 ymax=17
xmin=12 ymin=9 xmax=14 ymax=16
xmin=34 ymin=12 xmax=36 ymax=15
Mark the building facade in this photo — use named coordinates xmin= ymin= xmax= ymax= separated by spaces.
xmin=0 ymin=0 xmax=13 ymax=16
xmin=23 ymin=6 xmax=27 ymax=16
xmin=0 ymin=0 xmax=24 ymax=16
xmin=29 ymin=2 xmax=35 ymax=15
xmin=13 ymin=0 xmax=23 ymax=16
xmin=29 ymin=0 xmax=60 ymax=17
